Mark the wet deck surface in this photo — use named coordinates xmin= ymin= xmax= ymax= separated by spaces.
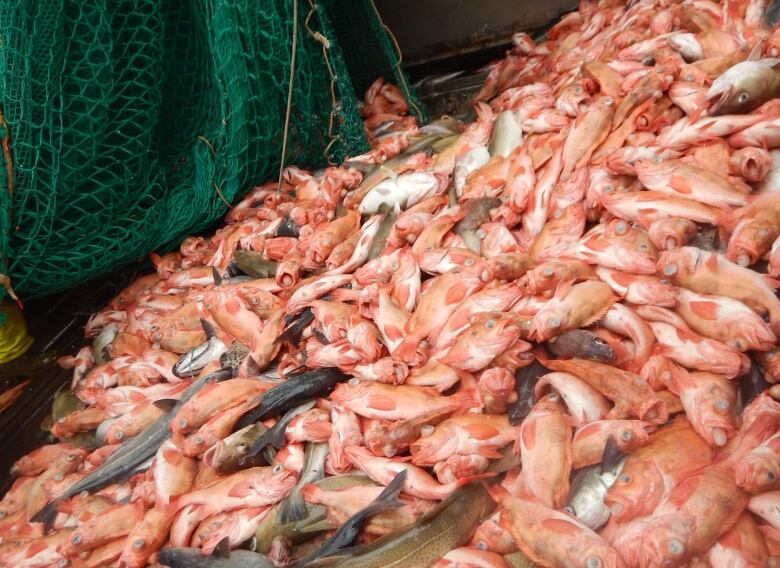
xmin=0 ymin=276 xmax=129 ymax=491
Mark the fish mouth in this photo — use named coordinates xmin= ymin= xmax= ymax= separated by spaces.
xmin=705 ymin=84 xmax=733 ymax=116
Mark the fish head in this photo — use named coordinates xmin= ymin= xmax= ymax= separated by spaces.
xmin=640 ymin=517 xmax=692 ymax=568
xmin=707 ymin=59 xmax=780 ymax=115
xmin=648 ymin=218 xmax=698 ymax=251
xmin=685 ymin=372 xmax=737 ymax=447
xmin=735 ymin=452 xmax=780 ymax=493
xmin=530 ymin=301 xmax=571 ymax=342
xmin=604 ymin=460 xmax=664 ymax=522
xmin=667 ymin=32 xmax=703 ymax=62
xmin=726 ymin=219 xmax=778 ymax=267
xmin=656 ymin=247 xmax=699 ymax=283
xmin=614 ymin=421 xmax=655 ymax=454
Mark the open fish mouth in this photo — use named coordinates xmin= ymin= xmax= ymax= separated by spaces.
xmin=705 ymin=84 xmax=733 ymax=115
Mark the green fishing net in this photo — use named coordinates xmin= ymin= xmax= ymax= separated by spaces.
xmin=0 ymin=0 xmax=422 ymax=303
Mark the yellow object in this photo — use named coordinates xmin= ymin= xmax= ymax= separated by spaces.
xmin=0 ymin=302 xmax=33 ymax=364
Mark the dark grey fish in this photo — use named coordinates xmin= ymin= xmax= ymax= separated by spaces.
xmin=291 ymin=471 xmax=407 ymax=568
xmin=741 ymin=362 xmax=770 ymax=410
xmin=93 ymin=323 xmax=118 ymax=365
xmin=174 ymin=320 xmax=228 ymax=378
xmin=32 ymin=367 xmax=233 ymax=529
xmin=507 ymin=360 xmax=548 ymax=425
xmin=234 ymin=368 xmax=349 ymax=431
xmin=276 ymin=219 xmax=301 ymax=238
xmin=235 ymin=250 xmax=279 ymax=279
xmin=547 ymin=330 xmax=615 ymax=363
xmin=158 ymin=545 xmax=274 ymax=568
xmin=207 ymin=422 xmax=270 ymax=474
xmin=366 ymin=206 xmax=398 ymax=261
xmin=453 ymin=197 xmax=501 ymax=253
xmin=564 ymin=436 xmax=625 ymax=531
xmin=278 ymin=442 xmax=329 ymax=525
xmin=276 ymin=307 xmax=314 ymax=345
xmin=241 ymin=401 xmax=317 ymax=467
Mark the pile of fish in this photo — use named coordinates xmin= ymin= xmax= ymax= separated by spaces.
xmin=5 ymin=0 xmax=780 ymax=566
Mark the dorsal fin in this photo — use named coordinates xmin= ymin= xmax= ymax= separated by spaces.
xmin=212 ymin=267 xmax=223 ymax=287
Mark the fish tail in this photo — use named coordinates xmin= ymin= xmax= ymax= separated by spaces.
xmin=30 ymin=501 xmax=59 ymax=533
xmin=360 ymin=470 xmax=407 ymax=517
xmin=278 ymin=489 xmax=307 ymax=525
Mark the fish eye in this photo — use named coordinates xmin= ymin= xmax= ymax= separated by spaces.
xmin=738 ymin=92 xmax=749 ymax=103
xmin=71 ymin=534 xmax=83 ymax=545
xmin=563 ymin=505 xmax=575 ymax=515
xmin=586 ymin=557 xmax=602 ymax=568
xmin=638 ymin=244 xmax=649 ymax=251
xmin=767 ymin=470 xmax=777 ymax=481
xmin=667 ymin=539 xmax=685 ymax=556
xmin=549 ymin=317 xmax=561 ymax=329
xmin=663 ymin=264 xmax=677 ymax=276
xmin=273 ymin=464 xmax=283 ymax=473
xmin=619 ymin=473 xmax=631 ymax=483
xmin=716 ymin=399 xmax=730 ymax=411
xmin=114 ymin=431 xmax=124 ymax=440
xmin=0 ymin=511 xmax=5 ymax=519
xmin=476 ymin=229 xmax=486 ymax=239
xmin=554 ymin=209 xmax=564 ymax=219
xmin=421 ymin=425 xmax=435 ymax=437
xmin=133 ymin=538 xmax=146 ymax=549
xmin=348 ymin=377 xmax=360 ymax=385
xmin=621 ymin=430 xmax=633 ymax=441
xmin=543 ymin=267 xmax=554 ymax=277
xmin=178 ymin=419 xmax=188 ymax=429
xmin=464 ymin=258 xmax=474 ymax=266
xmin=476 ymin=541 xmax=487 ymax=551
xmin=485 ymin=319 xmax=495 ymax=329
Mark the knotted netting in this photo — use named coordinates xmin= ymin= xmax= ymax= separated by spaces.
xmin=0 ymin=0 xmax=421 ymax=305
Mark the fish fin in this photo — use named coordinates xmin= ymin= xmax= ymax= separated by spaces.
xmin=201 ymin=318 xmax=217 ymax=339
xmin=748 ymin=40 xmax=765 ymax=61
xmin=553 ymin=278 xmax=575 ymax=299
xmin=581 ymin=298 xmax=617 ymax=328
xmin=228 ymin=480 xmax=255 ymax=499
xmin=299 ymin=518 xmax=335 ymax=533
xmin=212 ymin=267 xmax=223 ymax=287
xmin=600 ymin=435 xmax=625 ymax=474
xmin=153 ymin=399 xmax=178 ymax=411
xmin=30 ymin=501 xmax=59 ymax=533
xmin=213 ymin=537 xmax=231 ymax=558
xmin=278 ymin=490 xmax=307 ymax=525
xmin=360 ymin=470 xmax=407 ymax=517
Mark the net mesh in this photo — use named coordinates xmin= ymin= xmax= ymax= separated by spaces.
xmin=0 ymin=0 xmax=421 ymax=301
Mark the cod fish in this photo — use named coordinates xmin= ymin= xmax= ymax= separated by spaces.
xmin=32 ymin=367 xmax=232 ymax=529
xmin=173 ymin=319 xmax=228 ymax=378
xmin=319 ymin=482 xmax=495 ymax=568
xmin=277 ymin=442 xmax=329 ymax=525
xmin=547 ymin=330 xmax=616 ymax=363
xmin=159 ymin=540 xmax=274 ymax=568
xmin=235 ymin=250 xmax=279 ymax=279
xmin=292 ymin=470 xmax=406 ymax=567
xmin=708 ymin=56 xmax=780 ymax=115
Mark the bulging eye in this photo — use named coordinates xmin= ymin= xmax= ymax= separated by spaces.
xmin=619 ymin=473 xmax=631 ymax=483
xmin=738 ymin=92 xmax=749 ymax=103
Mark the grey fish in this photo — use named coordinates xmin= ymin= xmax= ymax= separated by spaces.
xmin=235 ymin=250 xmax=279 ymax=279
xmin=92 ymin=323 xmax=117 ymax=365
xmin=276 ymin=307 xmax=315 ymax=345
xmin=453 ymin=197 xmax=501 ymax=253
xmin=740 ymin=362 xmax=770 ymax=410
xmin=277 ymin=442 xmax=329 ymax=525
xmin=32 ymin=367 xmax=233 ymax=529
xmin=507 ymin=359 xmax=548 ymax=425
xmin=241 ymin=400 xmax=317 ymax=467
xmin=564 ymin=436 xmax=626 ymax=531
xmin=173 ymin=319 xmax=228 ymax=378
xmin=547 ymin=330 xmax=615 ymax=363
xmin=317 ymin=482 xmax=495 ymax=568
xmin=207 ymin=422 xmax=270 ymax=474
xmin=366 ymin=205 xmax=398 ymax=261
xmin=252 ymin=477 xmax=373 ymax=554
xmin=275 ymin=219 xmax=300 ymax=238
xmin=488 ymin=110 xmax=523 ymax=158
xmin=234 ymin=368 xmax=349 ymax=431
xmin=159 ymin=543 xmax=274 ymax=568
xmin=292 ymin=471 xmax=406 ymax=567
xmin=708 ymin=55 xmax=780 ymax=115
